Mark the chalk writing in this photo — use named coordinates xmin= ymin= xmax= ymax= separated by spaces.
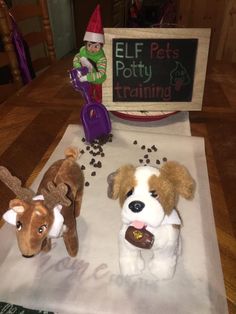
xmin=112 ymin=38 xmax=198 ymax=102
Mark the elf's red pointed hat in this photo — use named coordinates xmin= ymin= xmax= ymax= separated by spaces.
xmin=83 ymin=4 xmax=104 ymax=44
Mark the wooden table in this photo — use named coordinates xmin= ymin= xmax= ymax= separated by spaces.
xmin=0 ymin=55 xmax=235 ymax=313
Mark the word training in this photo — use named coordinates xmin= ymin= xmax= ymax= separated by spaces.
xmin=112 ymin=38 xmax=197 ymax=102
xmin=114 ymin=83 xmax=171 ymax=101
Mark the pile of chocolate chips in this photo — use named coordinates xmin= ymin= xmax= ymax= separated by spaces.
xmin=133 ymin=140 xmax=167 ymax=166
xmin=81 ymin=134 xmax=113 ymax=187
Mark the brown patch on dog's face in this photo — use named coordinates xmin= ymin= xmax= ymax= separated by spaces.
xmin=116 ymin=166 xmax=137 ymax=207
xmin=118 ymin=173 xmax=137 ymax=208
xmin=107 ymin=165 xmax=136 ymax=207
xmin=148 ymin=174 xmax=176 ymax=215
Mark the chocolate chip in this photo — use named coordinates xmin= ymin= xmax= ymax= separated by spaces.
xmin=91 ymin=171 xmax=96 ymax=176
xmin=163 ymin=157 xmax=167 ymax=162
xmin=86 ymin=146 xmax=90 ymax=151
xmin=82 ymin=138 xmax=86 ymax=142
xmin=141 ymin=145 xmax=146 ymax=150
xmin=139 ymin=159 xmax=143 ymax=163
xmin=156 ymin=160 xmax=160 ymax=165
xmin=80 ymin=149 xmax=85 ymax=154
xmin=97 ymin=161 xmax=102 ymax=168
xmin=133 ymin=140 xmax=137 ymax=145
xmin=89 ymin=158 xmax=95 ymax=165
xmin=101 ymin=152 xmax=105 ymax=157
xmin=146 ymin=159 xmax=150 ymax=164
xmin=81 ymin=165 xmax=86 ymax=170
xmin=144 ymin=154 xmax=148 ymax=158
xmin=85 ymin=181 xmax=90 ymax=187
xmin=147 ymin=148 xmax=152 ymax=153
xmin=151 ymin=145 xmax=157 ymax=151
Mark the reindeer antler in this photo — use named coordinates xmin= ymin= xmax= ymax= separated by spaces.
xmin=40 ymin=181 xmax=71 ymax=209
xmin=0 ymin=166 xmax=35 ymax=201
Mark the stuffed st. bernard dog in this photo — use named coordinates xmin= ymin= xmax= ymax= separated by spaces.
xmin=107 ymin=161 xmax=195 ymax=280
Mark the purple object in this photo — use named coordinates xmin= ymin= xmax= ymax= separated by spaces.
xmin=80 ymin=102 xmax=111 ymax=143
xmin=10 ymin=13 xmax=32 ymax=84
xmin=69 ymin=67 xmax=90 ymax=101
xmin=69 ymin=67 xmax=112 ymax=143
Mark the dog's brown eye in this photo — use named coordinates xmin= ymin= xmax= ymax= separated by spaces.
xmin=126 ymin=189 xmax=134 ymax=197
xmin=16 ymin=221 xmax=22 ymax=231
xmin=38 ymin=224 xmax=47 ymax=234
xmin=150 ymin=190 xmax=159 ymax=198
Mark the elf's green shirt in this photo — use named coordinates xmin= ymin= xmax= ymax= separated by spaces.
xmin=73 ymin=46 xmax=107 ymax=84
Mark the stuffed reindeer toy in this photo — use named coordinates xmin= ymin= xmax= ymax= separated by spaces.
xmin=0 ymin=147 xmax=84 ymax=258
xmin=107 ymin=161 xmax=195 ymax=280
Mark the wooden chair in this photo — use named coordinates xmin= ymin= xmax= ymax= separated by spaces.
xmin=0 ymin=1 xmax=22 ymax=103
xmin=9 ymin=0 xmax=56 ymax=73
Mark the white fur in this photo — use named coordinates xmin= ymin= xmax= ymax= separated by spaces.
xmin=119 ymin=166 xmax=181 ymax=280
xmin=3 ymin=209 xmax=17 ymax=225
xmin=48 ymin=205 xmax=65 ymax=238
xmin=33 ymin=195 xmax=44 ymax=201
xmin=79 ymin=57 xmax=94 ymax=73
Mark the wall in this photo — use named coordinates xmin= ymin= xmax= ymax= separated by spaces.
xmin=73 ymin=0 xmax=130 ymax=49
xmin=177 ymin=0 xmax=236 ymax=63
xmin=12 ymin=0 xmax=76 ymax=63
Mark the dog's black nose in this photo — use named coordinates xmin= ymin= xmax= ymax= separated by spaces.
xmin=128 ymin=201 xmax=145 ymax=212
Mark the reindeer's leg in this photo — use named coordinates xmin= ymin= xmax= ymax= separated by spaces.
xmin=41 ymin=237 xmax=52 ymax=252
xmin=74 ymin=189 xmax=83 ymax=217
xmin=63 ymin=209 xmax=78 ymax=257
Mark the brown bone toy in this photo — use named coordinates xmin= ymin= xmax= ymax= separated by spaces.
xmin=0 ymin=147 xmax=84 ymax=258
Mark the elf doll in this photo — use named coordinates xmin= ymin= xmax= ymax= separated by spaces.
xmin=73 ymin=4 xmax=107 ymax=103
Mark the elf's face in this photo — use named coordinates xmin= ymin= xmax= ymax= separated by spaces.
xmin=86 ymin=41 xmax=102 ymax=53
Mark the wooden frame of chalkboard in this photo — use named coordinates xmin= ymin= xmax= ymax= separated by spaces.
xmin=102 ymin=28 xmax=211 ymax=111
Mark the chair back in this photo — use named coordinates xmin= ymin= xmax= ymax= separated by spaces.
xmin=0 ymin=1 xmax=22 ymax=103
xmin=10 ymin=0 xmax=56 ymax=73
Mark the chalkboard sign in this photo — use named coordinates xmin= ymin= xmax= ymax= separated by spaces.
xmin=103 ymin=28 xmax=211 ymax=111
xmin=112 ymin=38 xmax=198 ymax=102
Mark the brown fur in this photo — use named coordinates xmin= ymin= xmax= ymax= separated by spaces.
xmin=4 ymin=147 xmax=84 ymax=257
xmin=10 ymin=199 xmax=54 ymax=256
xmin=148 ymin=174 xmax=176 ymax=215
xmin=107 ymin=161 xmax=195 ymax=279
xmin=107 ymin=161 xmax=195 ymax=215
xmin=107 ymin=165 xmax=136 ymax=206
xmin=160 ymin=161 xmax=195 ymax=200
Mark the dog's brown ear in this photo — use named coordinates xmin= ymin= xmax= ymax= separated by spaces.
xmin=107 ymin=165 xmax=136 ymax=200
xmin=107 ymin=171 xmax=118 ymax=199
xmin=160 ymin=161 xmax=195 ymax=199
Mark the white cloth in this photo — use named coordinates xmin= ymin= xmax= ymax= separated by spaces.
xmin=110 ymin=111 xmax=191 ymax=136
xmin=161 ymin=209 xmax=181 ymax=225
xmin=0 ymin=125 xmax=228 ymax=314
